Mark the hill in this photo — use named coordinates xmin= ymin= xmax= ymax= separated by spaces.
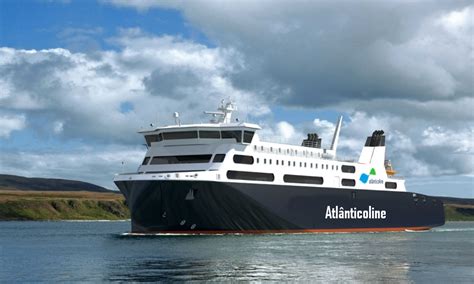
xmin=0 ymin=190 xmax=129 ymax=221
xmin=437 ymin=196 xmax=474 ymax=206
xmin=0 ymin=174 xmax=112 ymax=192
xmin=0 ymin=174 xmax=128 ymax=220
xmin=436 ymin=196 xmax=474 ymax=221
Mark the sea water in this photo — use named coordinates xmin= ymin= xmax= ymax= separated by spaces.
xmin=0 ymin=221 xmax=473 ymax=282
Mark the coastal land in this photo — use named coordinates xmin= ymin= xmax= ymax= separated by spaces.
xmin=0 ymin=174 xmax=472 ymax=221
xmin=442 ymin=197 xmax=474 ymax=221
xmin=0 ymin=190 xmax=129 ymax=221
xmin=0 ymin=174 xmax=129 ymax=221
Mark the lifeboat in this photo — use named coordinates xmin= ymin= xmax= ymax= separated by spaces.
xmin=385 ymin=160 xmax=397 ymax=176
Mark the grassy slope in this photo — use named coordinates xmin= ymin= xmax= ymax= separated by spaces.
xmin=0 ymin=189 xmax=130 ymax=221
xmin=444 ymin=204 xmax=474 ymax=221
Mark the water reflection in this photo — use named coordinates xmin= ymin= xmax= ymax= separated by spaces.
xmin=105 ymin=232 xmax=416 ymax=282
xmin=107 ymin=257 xmax=301 ymax=281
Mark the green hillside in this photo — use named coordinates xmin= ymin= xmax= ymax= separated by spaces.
xmin=0 ymin=190 xmax=129 ymax=221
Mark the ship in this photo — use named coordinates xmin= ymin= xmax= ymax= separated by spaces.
xmin=114 ymin=100 xmax=445 ymax=234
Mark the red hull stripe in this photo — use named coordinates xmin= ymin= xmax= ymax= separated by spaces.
xmin=144 ymin=226 xmax=431 ymax=235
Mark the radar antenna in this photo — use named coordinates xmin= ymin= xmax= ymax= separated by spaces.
xmin=204 ymin=99 xmax=237 ymax=124
xmin=173 ymin=112 xmax=181 ymax=126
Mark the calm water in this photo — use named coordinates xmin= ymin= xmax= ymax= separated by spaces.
xmin=0 ymin=221 xmax=473 ymax=282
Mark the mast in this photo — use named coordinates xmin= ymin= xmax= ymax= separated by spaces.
xmin=330 ymin=116 xmax=343 ymax=156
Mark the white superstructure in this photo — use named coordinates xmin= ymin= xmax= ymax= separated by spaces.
xmin=115 ymin=100 xmax=405 ymax=192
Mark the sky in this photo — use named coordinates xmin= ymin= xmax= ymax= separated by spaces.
xmin=0 ymin=0 xmax=472 ymax=198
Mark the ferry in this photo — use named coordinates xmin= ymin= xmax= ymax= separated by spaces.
xmin=114 ymin=100 xmax=445 ymax=233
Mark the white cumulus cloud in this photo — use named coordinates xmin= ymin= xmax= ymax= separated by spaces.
xmin=0 ymin=113 xmax=26 ymax=138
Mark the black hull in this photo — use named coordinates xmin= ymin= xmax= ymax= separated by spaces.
xmin=115 ymin=180 xmax=445 ymax=233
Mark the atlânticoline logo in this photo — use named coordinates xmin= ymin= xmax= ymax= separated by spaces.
xmin=359 ymin=168 xmax=383 ymax=184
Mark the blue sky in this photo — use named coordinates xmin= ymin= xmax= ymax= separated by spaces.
xmin=0 ymin=0 xmax=206 ymax=50
xmin=0 ymin=1 xmax=472 ymax=198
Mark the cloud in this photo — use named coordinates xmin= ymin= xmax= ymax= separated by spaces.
xmin=422 ymin=126 xmax=473 ymax=153
xmin=53 ymin=121 xmax=64 ymax=134
xmin=112 ymin=2 xmax=473 ymax=111
xmin=0 ymin=29 xmax=268 ymax=144
xmin=102 ymin=0 xmax=161 ymax=11
xmin=56 ymin=27 xmax=104 ymax=52
xmin=0 ymin=113 xmax=26 ymax=138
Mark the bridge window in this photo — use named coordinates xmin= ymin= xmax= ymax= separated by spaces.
xmin=199 ymin=130 xmax=220 ymax=139
xmin=213 ymin=154 xmax=226 ymax=163
xmin=150 ymin=154 xmax=212 ymax=165
xmin=221 ymin=130 xmax=242 ymax=142
xmin=283 ymin=175 xmax=324 ymax=185
xmin=227 ymin=171 xmax=274 ymax=182
xmin=233 ymin=155 xmax=254 ymax=165
xmin=341 ymin=179 xmax=356 ymax=186
xmin=385 ymin=182 xmax=397 ymax=189
xmin=162 ymin=131 xmax=198 ymax=140
xmin=142 ymin=157 xmax=150 ymax=165
xmin=243 ymin=131 xmax=255 ymax=143
xmin=341 ymin=165 xmax=356 ymax=173
xmin=144 ymin=134 xmax=163 ymax=146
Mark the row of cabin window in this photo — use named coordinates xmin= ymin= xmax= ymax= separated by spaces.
xmin=341 ymin=179 xmax=397 ymax=189
xmin=253 ymin=145 xmax=322 ymax=157
xmin=236 ymin=154 xmax=357 ymax=174
xmin=145 ymin=130 xmax=255 ymax=146
xmin=142 ymin=154 xmax=226 ymax=165
xmin=226 ymin=171 xmax=397 ymax=189
xmin=226 ymin=171 xmax=324 ymax=184
xmin=256 ymin=157 xmax=339 ymax=171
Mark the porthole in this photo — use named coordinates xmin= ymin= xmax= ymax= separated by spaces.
xmin=341 ymin=165 xmax=356 ymax=173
